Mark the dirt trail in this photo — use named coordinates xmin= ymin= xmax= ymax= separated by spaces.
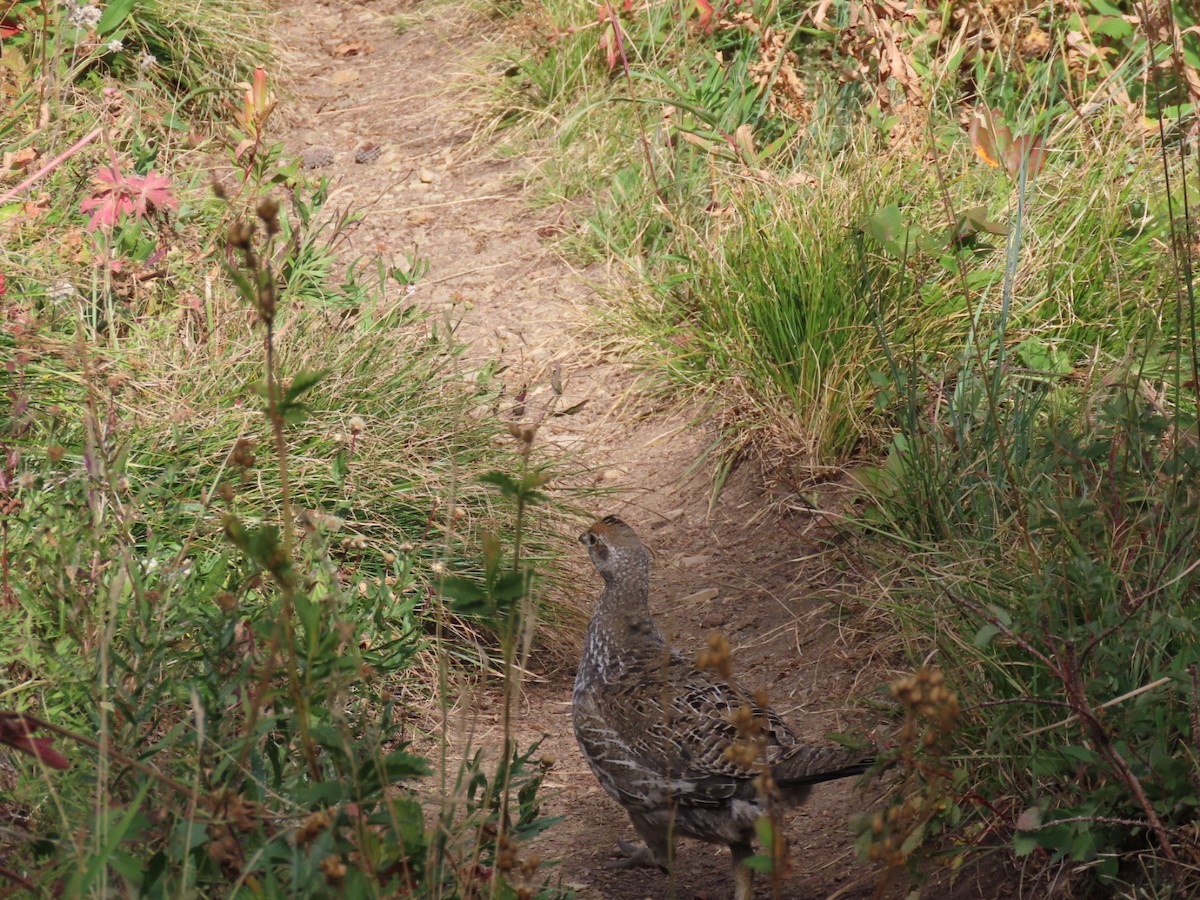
xmin=271 ymin=3 xmax=909 ymax=897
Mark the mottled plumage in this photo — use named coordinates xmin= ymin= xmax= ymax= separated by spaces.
xmin=572 ymin=515 xmax=871 ymax=899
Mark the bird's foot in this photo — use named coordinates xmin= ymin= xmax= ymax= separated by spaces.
xmin=606 ymin=839 xmax=667 ymax=871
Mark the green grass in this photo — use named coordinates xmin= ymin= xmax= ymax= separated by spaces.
xmin=492 ymin=0 xmax=1200 ymax=892
xmin=494 ymin=1 xmax=1185 ymax=471
xmin=1 ymin=2 xmax=578 ymax=895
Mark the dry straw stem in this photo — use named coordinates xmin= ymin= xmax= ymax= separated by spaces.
xmin=1021 ymin=675 xmax=1173 ymax=738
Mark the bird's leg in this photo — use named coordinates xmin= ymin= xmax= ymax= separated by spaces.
xmin=607 ymin=839 xmax=667 ymax=870
xmin=730 ymin=839 xmax=755 ymax=900
xmin=608 ymin=816 xmax=671 ymax=871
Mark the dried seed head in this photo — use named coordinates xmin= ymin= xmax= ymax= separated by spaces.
xmin=496 ymin=835 xmax=517 ymax=872
xmin=232 ymin=438 xmax=256 ymax=469
xmin=296 ymin=810 xmax=331 ymax=846
xmin=256 ymin=197 xmax=281 ymax=234
xmin=227 ymin=220 xmax=254 ymax=250
xmin=723 ymin=733 xmax=761 ymax=770
xmin=507 ymin=422 xmax=537 ymax=444
xmin=320 ymin=855 xmax=346 ymax=883
xmin=696 ymin=630 xmax=733 ymax=680
xmin=520 ymin=853 xmax=542 ymax=878
xmin=256 ymin=275 xmax=275 ymax=323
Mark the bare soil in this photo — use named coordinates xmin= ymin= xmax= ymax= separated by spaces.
xmin=271 ymin=2 xmax=1022 ymax=897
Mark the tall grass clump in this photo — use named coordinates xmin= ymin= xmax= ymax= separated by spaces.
xmin=1 ymin=3 xmax=572 ymax=896
xmin=495 ymin=0 xmax=1194 ymax=474
xmin=491 ymin=0 xmax=1200 ymax=890
xmin=850 ymin=58 xmax=1200 ymax=900
xmin=858 ymin=277 xmax=1200 ymax=894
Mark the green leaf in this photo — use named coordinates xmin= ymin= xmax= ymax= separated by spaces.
xmin=70 ymin=779 xmax=154 ymax=893
xmin=437 ymin=575 xmax=485 ymax=604
xmin=296 ymin=781 xmax=351 ymax=806
xmin=1012 ymin=832 xmax=1040 ymax=856
xmin=1015 ymin=338 xmax=1072 ymax=377
xmin=278 ymin=402 xmax=311 ymax=425
xmin=354 ymin=748 xmax=432 ymax=798
xmin=493 ymin=569 xmax=530 ymax=603
xmin=383 ymin=796 xmax=427 ymax=848
xmin=283 ymin=368 xmax=329 ymax=404
xmin=379 ymin=748 xmax=432 ymax=780
xmin=482 ymin=532 xmax=502 ymax=581
xmin=97 ymin=0 xmax=135 ymax=35
xmin=107 ymin=850 xmax=147 ymax=885
xmin=743 ymin=854 xmax=774 ymax=872
xmin=479 ymin=471 xmax=519 ymax=498
xmin=754 ymin=815 xmax=775 ymax=848
xmin=863 ymin=203 xmax=924 ymax=258
xmin=899 ymin=818 xmax=928 ymax=855
xmin=294 ymin=591 xmax=320 ymax=640
xmin=973 ymin=623 xmax=1000 ymax=647
xmin=865 ymin=204 xmax=902 ymax=245
xmin=1058 ymin=745 xmax=1098 ymax=765
xmin=1094 ymin=854 xmax=1120 ymax=882
xmin=223 ymin=515 xmax=250 ymax=552
xmin=246 ymin=524 xmax=283 ymax=571
xmin=438 ymin=575 xmax=491 ymax=616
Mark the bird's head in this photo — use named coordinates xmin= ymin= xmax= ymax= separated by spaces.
xmin=579 ymin=515 xmax=651 ymax=584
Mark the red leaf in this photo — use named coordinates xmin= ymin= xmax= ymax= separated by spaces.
xmin=969 ymin=107 xmax=1010 ymax=169
xmin=695 ymin=0 xmax=714 ymax=30
xmin=0 ymin=714 xmax=70 ymax=770
xmin=1006 ymin=133 xmax=1047 ymax=180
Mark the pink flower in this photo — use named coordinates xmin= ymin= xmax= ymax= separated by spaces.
xmin=239 ymin=66 xmax=275 ymax=133
xmin=80 ymin=166 xmax=178 ymax=232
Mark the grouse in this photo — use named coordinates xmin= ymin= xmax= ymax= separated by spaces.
xmin=571 ymin=515 xmax=872 ymax=899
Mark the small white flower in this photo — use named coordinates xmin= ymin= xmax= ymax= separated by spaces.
xmin=67 ymin=4 xmax=102 ymax=28
xmin=106 ymin=39 xmax=124 ymax=53
xmin=46 ymin=281 xmax=77 ymax=302
xmin=139 ymin=52 xmax=157 ymax=69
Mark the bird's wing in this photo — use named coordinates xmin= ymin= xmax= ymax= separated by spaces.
xmin=583 ymin=651 xmax=799 ymax=808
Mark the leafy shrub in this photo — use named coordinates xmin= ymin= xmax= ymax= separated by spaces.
xmin=857 ymin=274 xmax=1200 ymax=891
xmin=0 ymin=5 xmax=569 ymax=896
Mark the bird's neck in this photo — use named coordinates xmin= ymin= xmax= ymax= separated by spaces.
xmin=580 ymin=570 xmax=664 ymax=681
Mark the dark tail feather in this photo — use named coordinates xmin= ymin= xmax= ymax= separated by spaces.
xmin=775 ymin=745 xmax=873 ymax=788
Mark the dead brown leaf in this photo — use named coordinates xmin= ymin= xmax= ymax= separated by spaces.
xmin=333 ymin=41 xmax=372 ymax=57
